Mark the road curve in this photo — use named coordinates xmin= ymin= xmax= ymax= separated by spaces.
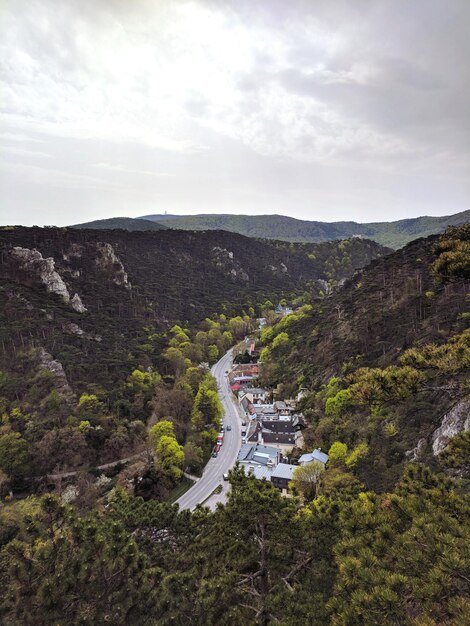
xmin=176 ymin=348 xmax=242 ymax=510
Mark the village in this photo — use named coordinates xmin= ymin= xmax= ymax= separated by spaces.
xmin=224 ymin=331 xmax=329 ymax=495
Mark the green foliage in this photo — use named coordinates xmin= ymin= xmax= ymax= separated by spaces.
xmin=148 ymin=420 xmax=175 ymax=448
xmin=439 ymin=431 xmax=470 ymax=476
xmin=329 ymin=466 xmax=470 ymax=625
xmin=290 ymin=461 xmax=325 ymax=500
xmin=401 ymin=329 xmax=470 ymax=375
xmin=0 ymin=432 xmax=30 ymax=481
xmin=345 ymin=442 xmax=369 ymax=468
xmin=0 ymin=466 xmax=468 ymax=625
xmin=325 ymin=388 xmax=354 ymax=418
xmin=191 ymin=377 xmax=223 ymax=430
xmin=0 ymin=495 xmax=161 ymax=624
xmin=78 ymin=393 xmax=104 ymax=416
xmin=155 ymin=435 xmax=184 ymax=481
xmin=432 ymin=224 xmax=470 ymax=280
xmin=328 ymin=441 xmax=349 ymax=464
xmin=271 ymin=331 xmax=289 ymax=350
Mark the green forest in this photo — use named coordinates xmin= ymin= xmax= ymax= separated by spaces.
xmin=138 ymin=208 xmax=470 ymax=249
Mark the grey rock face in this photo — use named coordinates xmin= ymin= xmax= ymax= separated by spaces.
xmin=211 ymin=246 xmax=249 ymax=281
xmin=12 ymin=247 xmax=70 ymax=302
xmin=432 ymin=398 xmax=470 ymax=455
xmin=63 ymin=322 xmax=102 ymax=342
xmin=71 ymin=293 xmax=87 ymax=312
xmin=38 ymin=348 xmax=76 ymax=404
xmin=95 ymin=242 xmax=130 ymax=288
xmin=405 ymin=437 xmax=427 ymax=462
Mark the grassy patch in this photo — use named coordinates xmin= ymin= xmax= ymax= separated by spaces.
xmin=168 ymin=476 xmax=194 ymax=503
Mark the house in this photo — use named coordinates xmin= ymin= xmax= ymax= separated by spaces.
xmin=239 ymin=396 xmax=257 ymax=419
xmin=275 ymin=304 xmax=294 ymax=316
xmin=228 ymin=364 xmax=260 ymax=383
xmin=232 ymin=375 xmax=255 ymax=388
xmin=270 ymin=463 xmax=297 ymax=494
xmin=274 ymin=401 xmax=292 ymax=417
xmin=241 ymin=464 xmax=273 ymax=481
xmin=247 ymin=419 xmax=297 ymax=453
xmin=240 ymin=388 xmax=269 ymax=405
xmin=257 ymin=404 xmax=278 ymax=420
xmin=292 ymin=414 xmax=306 ymax=431
xmin=240 ymin=460 xmax=298 ymax=494
xmin=238 ymin=443 xmax=281 ymax=468
xmin=298 ymin=449 xmax=329 ymax=466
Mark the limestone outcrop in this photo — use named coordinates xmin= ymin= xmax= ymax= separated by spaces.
xmin=95 ymin=242 xmax=130 ymax=288
xmin=12 ymin=246 xmax=70 ymax=301
xmin=431 ymin=398 xmax=470 ymax=455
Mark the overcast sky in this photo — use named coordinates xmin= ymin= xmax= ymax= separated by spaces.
xmin=1 ymin=0 xmax=469 ymax=226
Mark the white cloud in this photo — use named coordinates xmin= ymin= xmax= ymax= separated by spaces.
xmin=0 ymin=0 xmax=469 ymax=225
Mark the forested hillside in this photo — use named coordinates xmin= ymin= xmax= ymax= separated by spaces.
xmin=0 ymin=226 xmax=468 ymax=625
xmin=0 ymin=226 xmax=386 ymax=488
xmin=140 ymin=209 xmax=470 ymax=249
xmin=260 ymin=226 xmax=469 ymax=491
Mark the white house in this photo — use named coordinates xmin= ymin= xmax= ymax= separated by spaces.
xmin=298 ymin=449 xmax=329 ymax=466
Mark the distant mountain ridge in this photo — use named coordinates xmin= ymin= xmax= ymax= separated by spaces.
xmin=72 ymin=217 xmax=168 ymax=231
xmin=139 ymin=209 xmax=470 ymax=249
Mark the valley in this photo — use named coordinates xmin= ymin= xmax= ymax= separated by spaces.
xmin=0 ymin=224 xmax=468 ymax=625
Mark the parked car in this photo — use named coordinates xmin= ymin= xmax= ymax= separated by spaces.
xmin=241 ymin=429 xmax=246 ymax=436
xmin=241 ymin=420 xmax=246 ymax=426
xmin=211 ymin=451 xmax=218 ymax=458
xmin=223 ymin=473 xmax=229 ymax=481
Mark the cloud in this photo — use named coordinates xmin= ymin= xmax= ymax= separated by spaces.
xmin=93 ymin=162 xmax=171 ymax=178
xmin=0 ymin=0 xmax=469 ymax=225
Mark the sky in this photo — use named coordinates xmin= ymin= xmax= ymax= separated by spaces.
xmin=1 ymin=0 xmax=469 ymax=226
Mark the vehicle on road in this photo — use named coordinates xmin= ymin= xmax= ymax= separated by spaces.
xmin=226 ymin=425 xmax=231 ymax=431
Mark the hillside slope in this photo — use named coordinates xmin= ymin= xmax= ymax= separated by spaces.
xmin=141 ymin=209 xmax=470 ymax=249
xmin=260 ymin=226 xmax=469 ymax=490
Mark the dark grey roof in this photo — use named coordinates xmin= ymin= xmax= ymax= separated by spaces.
xmin=262 ymin=432 xmax=295 ymax=444
xmin=261 ymin=420 xmax=295 ymax=434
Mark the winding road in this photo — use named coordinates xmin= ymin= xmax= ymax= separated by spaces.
xmin=176 ymin=348 xmax=242 ymax=510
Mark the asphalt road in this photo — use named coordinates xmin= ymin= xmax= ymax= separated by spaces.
xmin=176 ymin=348 xmax=242 ymax=510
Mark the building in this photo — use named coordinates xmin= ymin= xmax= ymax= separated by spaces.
xmin=247 ymin=419 xmax=297 ymax=454
xmin=270 ymin=463 xmax=298 ymax=494
xmin=298 ymin=449 xmax=329 ymax=466
xmin=239 ymin=388 xmax=269 ymax=405
xmin=240 ymin=460 xmax=297 ymax=495
xmin=237 ymin=443 xmax=281 ymax=468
